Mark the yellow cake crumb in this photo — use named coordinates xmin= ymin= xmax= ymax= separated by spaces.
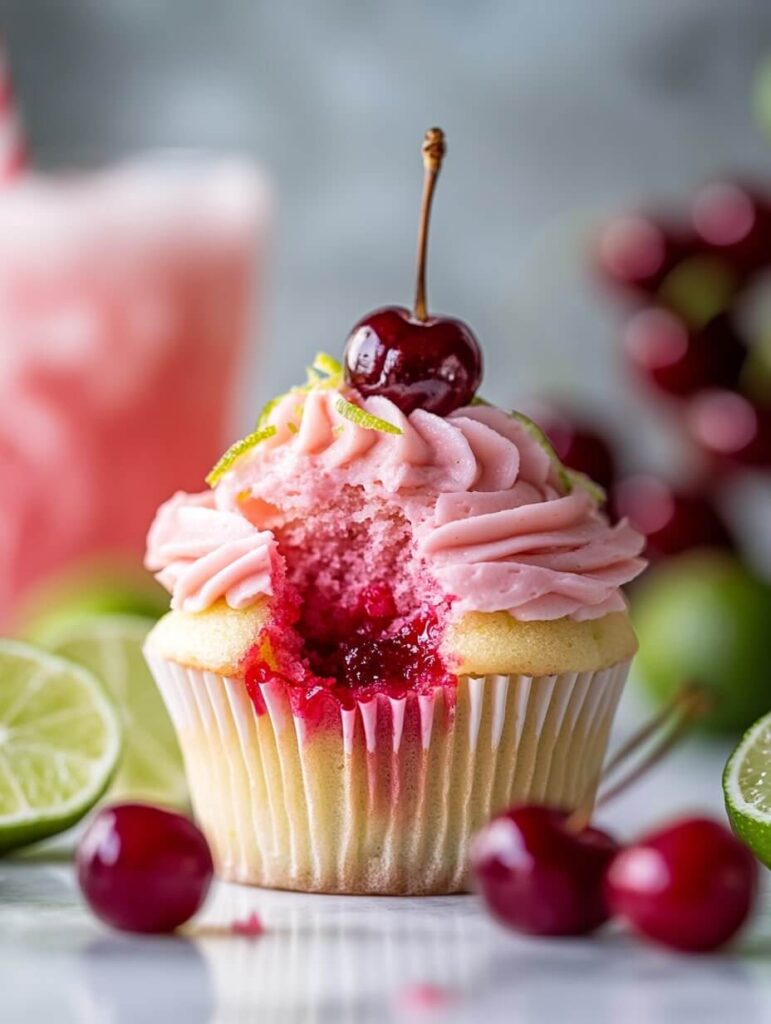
xmin=146 ymin=600 xmax=637 ymax=678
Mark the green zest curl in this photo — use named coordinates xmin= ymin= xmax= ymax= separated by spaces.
xmin=564 ymin=469 xmax=607 ymax=505
xmin=205 ymin=425 xmax=278 ymax=487
xmin=335 ymin=397 xmax=403 ymax=435
xmin=255 ymin=352 xmax=343 ymax=429
xmin=312 ymin=352 xmax=343 ymax=378
xmin=510 ymin=410 xmax=574 ymax=495
xmin=256 ymin=394 xmax=283 ymax=429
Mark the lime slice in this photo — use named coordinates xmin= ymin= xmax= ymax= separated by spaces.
xmin=44 ymin=616 xmax=187 ymax=809
xmin=0 ymin=638 xmax=121 ymax=854
xmin=724 ymin=710 xmax=771 ymax=867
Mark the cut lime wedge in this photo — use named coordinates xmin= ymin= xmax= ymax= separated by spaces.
xmin=0 ymin=638 xmax=121 ymax=854
xmin=44 ymin=616 xmax=187 ymax=809
xmin=724 ymin=710 xmax=771 ymax=867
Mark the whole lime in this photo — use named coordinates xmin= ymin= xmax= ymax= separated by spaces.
xmin=634 ymin=551 xmax=771 ymax=734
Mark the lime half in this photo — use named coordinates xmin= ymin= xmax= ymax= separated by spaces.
xmin=0 ymin=639 xmax=121 ymax=854
xmin=45 ymin=616 xmax=187 ymax=809
xmin=724 ymin=710 xmax=771 ymax=867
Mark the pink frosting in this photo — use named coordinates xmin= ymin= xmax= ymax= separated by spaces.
xmin=146 ymin=388 xmax=646 ymax=621
xmin=145 ymin=491 xmax=277 ymax=613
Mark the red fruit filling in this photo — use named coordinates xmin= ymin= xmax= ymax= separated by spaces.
xmin=241 ymin=486 xmax=457 ymax=715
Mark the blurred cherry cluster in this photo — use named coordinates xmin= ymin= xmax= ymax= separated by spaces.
xmin=534 ymin=181 xmax=771 ymax=566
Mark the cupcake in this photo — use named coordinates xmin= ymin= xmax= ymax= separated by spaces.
xmin=143 ymin=129 xmax=646 ymax=894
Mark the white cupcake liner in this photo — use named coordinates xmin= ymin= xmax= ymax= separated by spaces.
xmin=145 ymin=648 xmax=630 ymax=894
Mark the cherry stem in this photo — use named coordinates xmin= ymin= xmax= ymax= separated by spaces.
xmin=413 ymin=127 xmax=446 ymax=322
xmin=564 ymin=681 xmax=713 ymax=834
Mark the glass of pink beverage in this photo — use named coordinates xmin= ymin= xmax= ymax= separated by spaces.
xmin=0 ymin=156 xmax=269 ymax=627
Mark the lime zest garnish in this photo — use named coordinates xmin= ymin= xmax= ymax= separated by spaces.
xmin=313 ymin=352 xmax=343 ymax=378
xmin=256 ymin=353 xmax=343 ymax=430
xmin=470 ymin=395 xmax=491 ymax=406
xmin=510 ymin=410 xmax=561 ymax=461
xmin=510 ymin=410 xmax=573 ymax=493
xmin=287 ymin=422 xmax=299 ymax=434
xmin=205 ymin=425 xmax=278 ymax=487
xmin=335 ymin=397 xmax=403 ymax=435
xmin=564 ymin=469 xmax=606 ymax=505
xmin=256 ymin=394 xmax=285 ymax=429
xmin=305 ymin=351 xmax=343 ymax=390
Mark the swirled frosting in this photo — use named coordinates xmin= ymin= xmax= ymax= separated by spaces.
xmin=145 ymin=490 xmax=277 ymax=613
xmin=146 ymin=386 xmax=645 ymax=621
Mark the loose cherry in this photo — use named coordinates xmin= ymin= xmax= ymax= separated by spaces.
xmin=344 ymin=128 xmax=482 ymax=416
xmin=605 ymin=817 xmax=757 ymax=952
xmin=611 ymin=475 xmax=733 ymax=560
xmin=77 ymin=803 xmax=214 ymax=934
xmin=526 ymin=401 xmax=617 ymax=492
xmin=471 ymin=805 xmax=619 ymax=937
xmin=624 ymin=309 xmax=746 ymax=397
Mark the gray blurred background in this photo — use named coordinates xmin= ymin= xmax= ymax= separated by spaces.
xmin=4 ymin=0 xmax=771 ymax=457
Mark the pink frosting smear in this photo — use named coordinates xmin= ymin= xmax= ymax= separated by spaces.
xmin=145 ymin=387 xmax=646 ymax=623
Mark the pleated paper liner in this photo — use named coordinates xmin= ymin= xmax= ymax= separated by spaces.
xmin=145 ymin=649 xmax=630 ymax=895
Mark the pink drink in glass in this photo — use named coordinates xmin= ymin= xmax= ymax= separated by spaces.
xmin=0 ymin=157 xmax=269 ymax=627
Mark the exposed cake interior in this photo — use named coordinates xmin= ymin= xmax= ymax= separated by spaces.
xmin=239 ymin=483 xmax=456 ymax=708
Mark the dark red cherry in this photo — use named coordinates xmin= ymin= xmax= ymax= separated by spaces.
xmin=471 ymin=805 xmax=619 ymax=937
xmin=605 ymin=817 xmax=757 ymax=952
xmin=526 ymin=401 xmax=617 ymax=492
xmin=77 ymin=803 xmax=214 ymax=934
xmin=612 ymin=475 xmax=733 ymax=560
xmin=624 ymin=309 xmax=747 ymax=397
xmin=687 ymin=390 xmax=771 ymax=468
xmin=344 ymin=128 xmax=483 ymax=417
xmin=343 ymin=305 xmax=482 ymax=416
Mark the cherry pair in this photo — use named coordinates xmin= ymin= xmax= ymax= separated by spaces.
xmin=471 ymin=806 xmax=757 ymax=952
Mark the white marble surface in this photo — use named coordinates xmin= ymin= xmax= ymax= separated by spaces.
xmin=2 ymin=848 xmax=771 ymax=1024
xmin=1 ymin=716 xmax=770 ymax=1024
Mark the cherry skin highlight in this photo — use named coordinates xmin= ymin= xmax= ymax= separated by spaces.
xmin=343 ymin=305 xmax=483 ymax=417
xmin=77 ymin=803 xmax=214 ymax=934
xmin=605 ymin=817 xmax=757 ymax=952
xmin=471 ymin=805 xmax=619 ymax=937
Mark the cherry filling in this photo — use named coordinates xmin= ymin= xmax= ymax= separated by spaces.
xmin=238 ymin=484 xmax=457 ymax=719
xmin=244 ymin=580 xmax=455 ymax=718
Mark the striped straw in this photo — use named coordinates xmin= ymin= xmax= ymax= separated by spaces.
xmin=0 ymin=35 xmax=27 ymax=182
